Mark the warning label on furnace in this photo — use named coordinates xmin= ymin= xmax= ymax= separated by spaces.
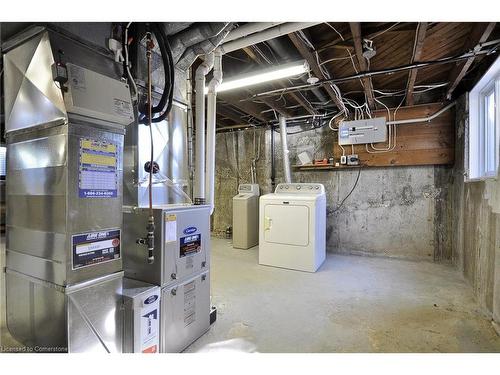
xmin=180 ymin=234 xmax=201 ymax=258
xmin=79 ymin=138 xmax=118 ymax=198
xmin=184 ymin=280 xmax=196 ymax=327
xmin=71 ymin=229 xmax=121 ymax=270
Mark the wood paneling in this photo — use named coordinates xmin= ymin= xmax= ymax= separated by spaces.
xmin=332 ymin=103 xmax=455 ymax=167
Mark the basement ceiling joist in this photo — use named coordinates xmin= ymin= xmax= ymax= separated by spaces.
xmin=215 ymin=22 xmax=500 ymax=126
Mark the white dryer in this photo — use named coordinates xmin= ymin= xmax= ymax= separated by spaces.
xmin=259 ymin=183 xmax=326 ymax=272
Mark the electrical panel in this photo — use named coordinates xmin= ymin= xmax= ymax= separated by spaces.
xmin=338 ymin=117 xmax=387 ymax=145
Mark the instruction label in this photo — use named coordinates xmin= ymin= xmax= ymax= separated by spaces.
xmin=69 ymin=64 xmax=86 ymax=91
xmin=180 ymin=234 xmax=201 ymax=258
xmin=184 ymin=280 xmax=196 ymax=327
xmin=71 ymin=229 xmax=121 ymax=269
xmin=79 ymin=138 xmax=118 ymax=198
xmin=141 ymin=307 xmax=159 ymax=353
xmin=165 ymin=214 xmax=177 ymax=243
xmin=113 ymin=98 xmax=133 ymax=117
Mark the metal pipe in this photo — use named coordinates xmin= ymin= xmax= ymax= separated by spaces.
xmin=223 ymin=22 xmax=285 ymax=43
xmin=219 ymin=22 xmax=320 ymax=54
xmin=270 ymin=125 xmax=276 ymax=191
xmin=279 ymin=116 xmax=292 ymax=183
xmin=194 ymin=53 xmax=214 ymax=204
xmin=205 ymin=49 xmax=223 ymax=215
xmin=247 ymin=48 xmax=499 ymax=99
xmin=186 ymin=68 xmax=194 ymax=199
xmin=387 ymin=102 xmax=456 ymax=125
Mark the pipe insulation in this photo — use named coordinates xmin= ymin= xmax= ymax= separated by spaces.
xmin=194 ymin=53 xmax=214 ymax=204
xmin=223 ymin=22 xmax=285 ymax=43
xmin=279 ymin=116 xmax=292 ymax=183
xmin=219 ymin=22 xmax=320 ymax=54
xmin=175 ymin=23 xmax=233 ymax=71
xmin=206 ymin=48 xmax=223 ymax=215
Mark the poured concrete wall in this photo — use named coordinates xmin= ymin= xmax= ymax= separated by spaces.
xmin=451 ymin=95 xmax=500 ymax=324
xmin=213 ymin=124 xmax=453 ymax=262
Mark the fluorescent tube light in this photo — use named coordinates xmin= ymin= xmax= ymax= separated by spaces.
xmin=205 ymin=60 xmax=309 ymax=94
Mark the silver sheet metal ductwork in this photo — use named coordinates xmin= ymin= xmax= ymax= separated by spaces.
xmin=173 ymin=22 xmax=232 ymax=71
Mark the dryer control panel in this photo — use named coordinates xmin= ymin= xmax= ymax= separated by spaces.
xmin=274 ymin=183 xmax=325 ymax=195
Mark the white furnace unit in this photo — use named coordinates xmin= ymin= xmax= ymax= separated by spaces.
xmin=259 ymin=183 xmax=326 ymax=272
xmin=233 ymin=184 xmax=260 ymax=249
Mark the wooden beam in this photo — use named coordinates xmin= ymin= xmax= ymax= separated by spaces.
xmin=217 ymin=105 xmax=247 ymax=124
xmin=241 ymin=46 xmax=311 ymax=117
xmin=258 ymin=95 xmax=295 ymax=118
xmin=288 ymin=32 xmax=345 ymax=111
xmin=219 ymin=94 xmax=269 ymax=123
xmin=446 ymin=22 xmax=496 ymax=99
xmin=289 ymin=92 xmax=319 ymax=116
xmin=406 ymin=22 xmax=428 ymax=106
xmin=349 ymin=22 xmax=376 ymax=109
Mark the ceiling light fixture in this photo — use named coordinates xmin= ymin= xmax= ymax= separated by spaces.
xmin=205 ymin=60 xmax=309 ymax=94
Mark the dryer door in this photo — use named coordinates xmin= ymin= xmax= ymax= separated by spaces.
xmin=263 ymin=204 xmax=310 ymax=246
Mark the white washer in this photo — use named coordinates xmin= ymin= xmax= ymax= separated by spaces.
xmin=259 ymin=183 xmax=326 ymax=272
xmin=233 ymin=184 xmax=260 ymax=249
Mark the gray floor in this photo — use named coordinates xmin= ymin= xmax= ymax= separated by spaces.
xmin=187 ymin=238 xmax=500 ymax=353
xmin=2 ymin=237 xmax=500 ymax=352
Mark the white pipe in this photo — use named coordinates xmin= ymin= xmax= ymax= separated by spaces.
xmin=219 ymin=22 xmax=320 ymax=54
xmin=279 ymin=116 xmax=292 ymax=183
xmin=223 ymin=22 xmax=285 ymax=43
xmin=205 ymin=48 xmax=223 ymax=214
xmin=194 ymin=53 xmax=214 ymax=204
xmin=387 ymin=102 xmax=456 ymax=125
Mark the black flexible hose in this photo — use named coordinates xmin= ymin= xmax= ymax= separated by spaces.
xmin=138 ymin=22 xmax=175 ymax=124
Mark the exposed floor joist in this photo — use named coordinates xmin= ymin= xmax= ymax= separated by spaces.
xmin=288 ymin=32 xmax=345 ymax=111
xmin=219 ymin=94 xmax=269 ymax=123
xmin=446 ymin=22 xmax=496 ymax=99
xmin=241 ymin=46 xmax=315 ymax=117
xmin=406 ymin=22 xmax=428 ymax=106
xmin=349 ymin=22 xmax=376 ymax=109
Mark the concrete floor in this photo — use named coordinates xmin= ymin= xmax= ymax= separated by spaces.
xmin=187 ymin=238 xmax=500 ymax=353
xmin=2 ymin=236 xmax=500 ymax=352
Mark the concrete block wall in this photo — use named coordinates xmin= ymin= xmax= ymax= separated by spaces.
xmin=213 ymin=123 xmax=454 ymax=262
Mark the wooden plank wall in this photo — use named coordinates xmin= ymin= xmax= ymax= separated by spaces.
xmin=332 ymin=103 xmax=455 ymax=167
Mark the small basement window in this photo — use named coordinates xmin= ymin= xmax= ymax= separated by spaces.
xmin=468 ymin=56 xmax=500 ymax=180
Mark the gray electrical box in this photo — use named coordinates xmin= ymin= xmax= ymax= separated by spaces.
xmin=338 ymin=117 xmax=387 ymax=145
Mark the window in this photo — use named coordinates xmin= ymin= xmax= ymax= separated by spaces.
xmin=468 ymin=56 xmax=500 ymax=180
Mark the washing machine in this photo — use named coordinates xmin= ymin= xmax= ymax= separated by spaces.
xmin=259 ymin=183 xmax=326 ymax=272
xmin=233 ymin=184 xmax=260 ymax=249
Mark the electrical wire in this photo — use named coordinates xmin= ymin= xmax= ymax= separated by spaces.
xmin=333 ymin=166 xmax=362 ymax=213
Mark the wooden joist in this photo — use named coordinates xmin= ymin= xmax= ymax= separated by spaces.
xmin=219 ymin=94 xmax=269 ymax=123
xmin=241 ymin=47 xmax=309 ymax=117
xmin=288 ymin=32 xmax=345 ymax=111
xmin=349 ymin=22 xmax=376 ymax=109
xmin=405 ymin=22 xmax=428 ymax=106
xmin=446 ymin=22 xmax=496 ymax=99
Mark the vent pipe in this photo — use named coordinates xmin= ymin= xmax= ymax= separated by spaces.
xmin=205 ymin=48 xmax=223 ymax=214
xmin=219 ymin=22 xmax=320 ymax=54
xmin=194 ymin=53 xmax=214 ymax=204
xmin=279 ymin=116 xmax=292 ymax=183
